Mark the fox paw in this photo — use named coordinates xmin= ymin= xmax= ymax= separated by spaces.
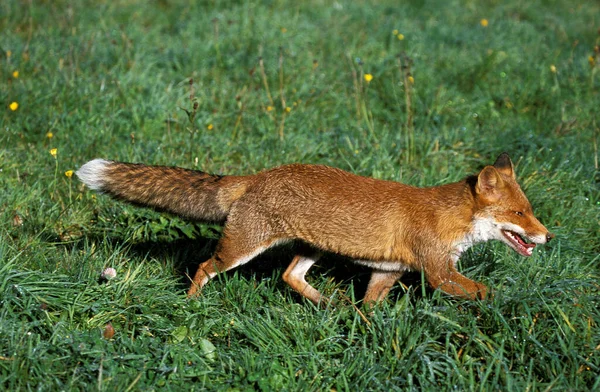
xmin=474 ymin=282 xmax=489 ymax=300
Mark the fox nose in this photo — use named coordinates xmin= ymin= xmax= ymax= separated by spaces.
xmin=546 ymin=232 xmax=555 ymax=242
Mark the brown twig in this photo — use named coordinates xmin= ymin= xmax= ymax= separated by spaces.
xmin=259 ymin=56 xmax=274 ymax=107
xmin=279 ymin=46 xmax=286 ymax=110
xmin=339 ymin=293 xmax=371 ymax=326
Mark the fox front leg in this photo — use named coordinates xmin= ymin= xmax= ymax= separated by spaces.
xmin=425 ymin=262 xmax=488 ymax=300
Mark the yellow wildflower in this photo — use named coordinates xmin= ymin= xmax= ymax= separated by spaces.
xmin=550 ymin=65 xmax=557 ymax=73
xmin=589 ymin=56 xmax=596 ymax=68
xmin=65 ymin=170 xmax=74 ymax=178
xmin=364 ymin=74 xmax=373 ymax=83
xmin=46 ymin=132 xmax=54 ymax=139
xmin=285 ymin=107 xmax=291 ymax=113
xmin=397 ymin=33 xmax=405 ymax=40
xmin=480 ymin=19 xmax=489 ymax=27
xmin=266 ymin=106 xmax=273 ymax=112
xmin=408 ymin=75 xmax=415 ymax=84
xmin=392 ymin=29 xmax=399 ymax=35
xmin=9 ymin=102 xmax=19 ymax=111
xmin=207 ymin=124 xmax=213 ymax=130
xmin=50 ymin=148 xmax=57 ymax=157
xmin=6 ymin=50 xmax=11 ymax=58
xmin=280 ymin=27 xmax=287 ymax=33
xmin=12 ymin=70 xmax=19 ymax=78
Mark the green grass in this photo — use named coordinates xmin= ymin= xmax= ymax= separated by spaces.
xmin=1 ymin=0 xmax=599 ymax=390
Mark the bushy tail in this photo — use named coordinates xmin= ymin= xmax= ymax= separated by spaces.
xmin=76 ymin=159 xmax=249 ymax=222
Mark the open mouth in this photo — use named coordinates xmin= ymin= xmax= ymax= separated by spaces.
xmin=502 ymin=230 xmax=536 ymax=257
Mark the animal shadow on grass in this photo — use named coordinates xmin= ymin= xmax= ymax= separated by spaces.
xmin=127 ymin=236 xmax=427 ymax=305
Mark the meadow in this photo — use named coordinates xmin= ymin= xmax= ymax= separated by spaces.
xmin=1 ymin=0 xmax=599 ymax=390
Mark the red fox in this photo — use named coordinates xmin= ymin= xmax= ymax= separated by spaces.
xmin=76 ymin=153 xmax=553 ymax=304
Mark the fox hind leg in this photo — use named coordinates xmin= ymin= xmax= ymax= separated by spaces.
xmin=282 ymin=253 xmax=328 ymax=305
xmin=187 ymin=254 xmax=229 ymax=298
xmin=187 ymin=233 xmax=287 ymax=298
xmin=363 ymin=270 xmax=404 ymax=306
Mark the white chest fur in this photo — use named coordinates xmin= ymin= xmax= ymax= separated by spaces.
xmin=451 ymin=216 xmax=497 ymax=263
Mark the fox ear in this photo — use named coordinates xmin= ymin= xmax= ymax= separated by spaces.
xmin=493 ymin=152 xmax=515 ymax=178
xmin=476 ymin=166 xmax=504 ymax=199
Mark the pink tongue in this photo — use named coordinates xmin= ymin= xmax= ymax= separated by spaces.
xmin=516 ymin=242 xmax=535 ymax=257
xmin=506 ymin=231 xmax=536 ymax=256
xmin=511 ymin=232 xmax=535 ymax=248
xmin=516 ymin=235 xmax=535 ymax=249
xmin=517 ymin=237 xmax=535 ymax=249
xmin=520 ymin=243 xmax=535 ymax=257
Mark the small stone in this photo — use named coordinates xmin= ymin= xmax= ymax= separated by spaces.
xmin=101 ymin=267 xmax=117 ymax=280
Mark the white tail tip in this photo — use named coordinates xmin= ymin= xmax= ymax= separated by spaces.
xmin=76 ymin=158 xmax=111 ymax=190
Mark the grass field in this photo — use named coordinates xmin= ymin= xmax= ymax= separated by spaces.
xmin=1 ymin=0 xmax=599 ymax=390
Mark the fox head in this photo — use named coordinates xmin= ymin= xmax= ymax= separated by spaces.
xmin=473 ymin=153 xmax=554 ymax=257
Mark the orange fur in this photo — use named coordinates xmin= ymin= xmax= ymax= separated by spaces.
xmin=77 ymin=153 xmax=553 ymax=305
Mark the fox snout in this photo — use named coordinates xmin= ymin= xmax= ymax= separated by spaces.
xmin=529 ymin=228 xmax=554 ymax=245
xmin=528 ymin=221 xmax=554 ymax=245
xmin=497 ymin=217 xmax=553 ymax=257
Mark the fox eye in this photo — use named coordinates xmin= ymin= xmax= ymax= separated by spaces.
xmin=515 ymin=211 xmax=523 ymax=217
